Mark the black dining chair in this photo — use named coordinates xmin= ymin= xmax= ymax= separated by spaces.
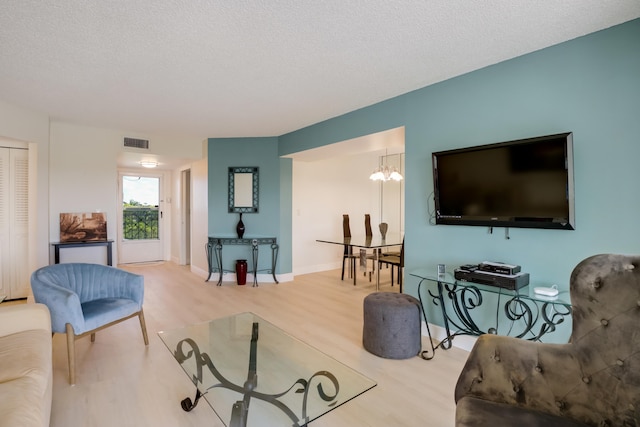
xmin=341 ymin=214 xmax=358 ymax=284
xmin=378 ymin=239 xmax=404 ymax=292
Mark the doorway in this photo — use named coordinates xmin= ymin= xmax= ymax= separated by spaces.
xmin=118 ymin=172 xmax=164 ymax=264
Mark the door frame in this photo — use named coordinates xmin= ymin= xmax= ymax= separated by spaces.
xmin=179 ymin=168 xmax=191 ymax=265
xmin=117 ymin=169 xmax=168 ymax=264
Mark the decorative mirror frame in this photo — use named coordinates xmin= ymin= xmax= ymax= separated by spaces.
xmin=228 ymin=167 xmax=259 ymax=213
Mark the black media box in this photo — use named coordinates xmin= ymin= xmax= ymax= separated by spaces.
xmin=478 ymin=261 xmax=521 ymax=275
xmin=454 ymin=269 xmax=529 ymax=291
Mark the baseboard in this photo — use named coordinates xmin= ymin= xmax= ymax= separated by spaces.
xmin=196 ymin=270 xmax=292 ymax=285
xmin=273 ymin=272 xmax=294 ymax=283
xmin=190 ymin=264 xmax=209 ymax=279
xmin=294 ymin=263 xmax=341 ymax=275
xmin=421 ymin=321 xmax=477 ymax=353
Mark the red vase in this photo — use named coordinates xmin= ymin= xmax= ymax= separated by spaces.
xmin=236 ymin=259 xmax=247 ymax=285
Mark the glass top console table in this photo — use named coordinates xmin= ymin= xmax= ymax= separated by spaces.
xmin=410 ymin=269 xmax=572 ymax=358
xmin=207 ymin=236 xmax=279 ymax=287
xmin=159 ymin=312 xmax=376 ymax=426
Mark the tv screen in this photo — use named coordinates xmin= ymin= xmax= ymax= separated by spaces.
xmin=432 ymin=132 xmax=575 ymax=230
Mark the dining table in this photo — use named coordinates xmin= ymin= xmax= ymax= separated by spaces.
xmin=316 ymin=234 xmax=404 ymax=291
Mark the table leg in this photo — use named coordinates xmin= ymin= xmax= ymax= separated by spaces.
xmin=436 ymin=280 xmax=453 ymax=349
xmin=271 ymin=243 xmax=279 ymax=283
xmin=206 ymin=242 xmax=214 ymax=282
xmin=181 ymin=389 xmax=203 ymax=412
xmin=352 ymin=247 xmax=357 ymax=286
xmin=106 ymin=241 xmax=113 ymax=266
xmin=375 ymin=250 xmax=381 ymax=291
xmin=214 ymin=242 xmax=224 ymax=286
xmin=251 ymin=240 xmax=259 ymax=287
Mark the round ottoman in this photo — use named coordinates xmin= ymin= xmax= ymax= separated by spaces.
xmin=362 ymin=292 xmax=421 ymax=359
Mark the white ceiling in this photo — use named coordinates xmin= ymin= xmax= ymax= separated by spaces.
xmin=1 ymin=1 xmax=639 ymax=141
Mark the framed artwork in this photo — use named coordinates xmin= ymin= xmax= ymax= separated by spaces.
xmin=60 ymin=212 xmax=107 ymax=242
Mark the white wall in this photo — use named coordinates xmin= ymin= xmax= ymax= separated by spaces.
xmin=48 ymin=120 xmax=204 ymax=265
xmin=293 ymin=150 xmax=395 ymax=275
xmin=49 ymin=122 xmax=120 ymax=264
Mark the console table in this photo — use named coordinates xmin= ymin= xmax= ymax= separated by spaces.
xmin=410 ymin=269 xmax=572 ymax=360
xmin=51 ymin=240 xmax=114 ymax=266
xmin=206 ymin=236 xmax=279 ymax=287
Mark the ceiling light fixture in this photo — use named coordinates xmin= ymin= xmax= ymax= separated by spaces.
xmin=139 ymin=161 xmax=158 ymax=168
xmin=369 ymin=165 xmax=403 ymax=181
xmin=369 ymin=151 xmax=403 ymax=182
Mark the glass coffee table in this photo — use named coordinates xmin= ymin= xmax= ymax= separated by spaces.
xmin=159 ymin=312 xmax=376 ymax=427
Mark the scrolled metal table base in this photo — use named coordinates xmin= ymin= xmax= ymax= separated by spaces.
xmin=417 ymin=278 xmax=572 ymax=360
xmin=174 ymin=324 xmax=339 ymax=427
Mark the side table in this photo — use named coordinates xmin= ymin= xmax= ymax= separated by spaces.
xmin=51 ymin=240 xmax=114 ymax=266
xmin=410 ymin=269 xmax=572 ymax=360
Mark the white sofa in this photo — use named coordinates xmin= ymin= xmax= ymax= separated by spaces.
xmin=0 ymin=303 xmax=52 ymax=427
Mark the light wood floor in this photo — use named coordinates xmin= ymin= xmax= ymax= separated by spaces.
xmin=49 ymin=262 xmax=469 ymax=427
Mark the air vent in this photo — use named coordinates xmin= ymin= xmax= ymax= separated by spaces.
xmin=123 ymin=137 xmax=149 ymax=149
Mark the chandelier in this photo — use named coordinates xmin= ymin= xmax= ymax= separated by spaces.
xmin=369 ymin=152 xmax=403 ymax=181
xmin=369 ymin=165 xmax=403 ymax=181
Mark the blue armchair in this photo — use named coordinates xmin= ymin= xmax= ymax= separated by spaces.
xmin=31 ymin=263 xmax=149 ymax=384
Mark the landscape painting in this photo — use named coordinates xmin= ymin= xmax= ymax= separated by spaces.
xmin=60 ymin=212 xmax=107 ymax=242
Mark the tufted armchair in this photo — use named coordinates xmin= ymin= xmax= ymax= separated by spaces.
xmin=31 ymin=263 xmax=149 ymax=384
xmin=454 ymin=254 xmax=640 ymax=427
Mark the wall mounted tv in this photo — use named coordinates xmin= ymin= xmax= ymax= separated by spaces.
xmin=432 ymin=132 xmax=575 ymax=230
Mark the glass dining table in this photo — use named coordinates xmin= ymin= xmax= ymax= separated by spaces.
xmin=316 ymin=234 xmax=403 ymax=290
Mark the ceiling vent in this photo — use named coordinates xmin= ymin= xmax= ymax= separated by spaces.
xmin=123 ymin=137 xmax=149 ymax=149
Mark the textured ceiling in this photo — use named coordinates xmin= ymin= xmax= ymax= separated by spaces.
xmin=1 ymin=1 xmax=639 ymax=139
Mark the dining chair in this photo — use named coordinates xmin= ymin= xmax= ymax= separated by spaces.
xmin=341 ymin=214 xmax=358 ymax=284
xmin=378 ymin=239 xmax=404 ymax=292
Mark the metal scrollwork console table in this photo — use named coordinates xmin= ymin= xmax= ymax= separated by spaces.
xmin=410 ymin=269 xmax=572 ymax=360
xmin=207 ymin=236 xmax=279 ymax=287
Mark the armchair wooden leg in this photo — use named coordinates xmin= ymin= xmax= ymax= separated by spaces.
xmin=65 ymin=323 xmax=76 ymax=385
xmin=90 ymin=333 xmax=96 ymax=342
xmin=138 ymin=310 xmax=149 ymax=346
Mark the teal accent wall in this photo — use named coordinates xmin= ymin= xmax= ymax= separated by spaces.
xmin=279 ymin=19 xmax=640 ymax=342
xmin=208 ymin=137 xmax=282 ymax=272
xmin=210 ymin=20 xmax=640 ymax=342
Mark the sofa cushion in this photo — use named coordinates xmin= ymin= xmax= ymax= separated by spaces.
xmin=0 ymin=329 xmax=52 ymax=427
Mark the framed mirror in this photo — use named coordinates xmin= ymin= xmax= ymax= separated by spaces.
xmin=228 ymin=167 xmax=259 ymax=213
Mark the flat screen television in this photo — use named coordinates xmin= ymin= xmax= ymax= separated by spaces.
xmin=432 ymin=132 xmax=575 ymax=230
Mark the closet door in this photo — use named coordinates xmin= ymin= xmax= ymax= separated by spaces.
xmin=10 ymin=149 xmax=29 ymax=298
xmin=0 ymin=147 xmax=29 ymax=299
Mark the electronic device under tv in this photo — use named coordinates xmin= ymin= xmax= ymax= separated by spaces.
xmin=432 ymin=132 xmax=575 ymax=230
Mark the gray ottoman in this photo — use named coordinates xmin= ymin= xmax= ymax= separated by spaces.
xmin=362 ymin=292 xmax=421 ymax=359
